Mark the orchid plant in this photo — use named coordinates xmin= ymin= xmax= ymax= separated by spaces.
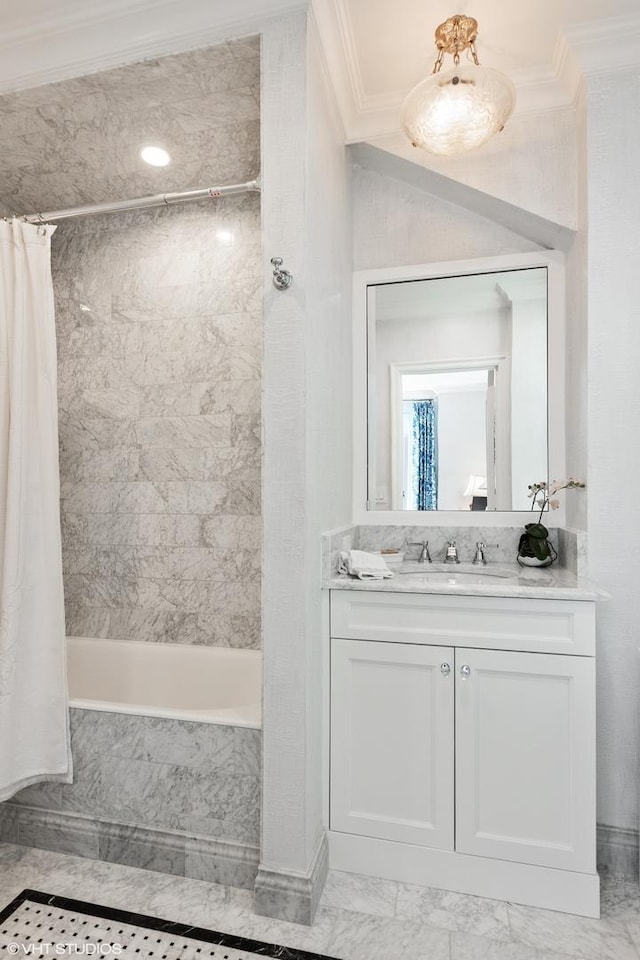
xmin=527 ymin=478 xmax=586 ymax=524
xmin=518 ymin=478 xmax=586 ymax=566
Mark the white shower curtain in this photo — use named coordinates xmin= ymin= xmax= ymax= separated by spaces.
xmin=0 ymin=219 xmax=72 ymax=801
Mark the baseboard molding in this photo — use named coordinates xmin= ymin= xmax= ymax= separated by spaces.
xmin=328 ymin=830 xmax=600 ymax=918
xmin=254 ymin=828 xmax=329 ymax=925
xmin=5 ymin=804 xmax=635 ymax=902
xmin=597 ymin=823 xmax=639 ymax=880
xmin=0 ymin=803 xmax=259 ymax=889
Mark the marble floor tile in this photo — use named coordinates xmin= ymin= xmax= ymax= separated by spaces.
xmin=628 ymin=921 xmax=640 ymax=956
xmin=221 ymin=889 xmax=338 ymax=956
xmin=396 ymin=881 xmax=512 ymax=940
xmin=451 ymin=930 xmax=544 ymax=959
xmin=0 ymin=845 xmax=177 ymax=912
xmin=323 ymin=908 xmax=451 ymax=960
xmin=0 ymin=847 xmax=337 ymax=959
xmin=320 ymin=870 xmax=398 ymax=918
xmin=3 ymin=845 xmax=640 ymax=960
xmin=508 ymin=900 xmax=640 ymax=960
xmin=450 ymin=930 xmax=604 ymax=960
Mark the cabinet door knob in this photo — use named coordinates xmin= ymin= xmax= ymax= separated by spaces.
xmin=460 ymin=664 xmax=471 ymax=678
xmin=440 ymin=662 xmax=451 ymax=677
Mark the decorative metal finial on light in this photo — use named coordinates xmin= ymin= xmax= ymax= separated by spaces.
xmin=401 ymin=14 xmax=516 ymax=157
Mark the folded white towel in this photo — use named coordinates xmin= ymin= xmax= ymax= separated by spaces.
xmin=338 ymin=549 xmax=394 ymax=580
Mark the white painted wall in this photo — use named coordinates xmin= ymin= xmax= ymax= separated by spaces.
xmin=373 ymin=107 xmax=578 ymax=229
xmin=260 ymin=7 xmax=352 ymax=880
xmin=565 ymin=89 xmax=588 ymax=533
xmin=586 ymin=68 xmax=640 ymax=834
xmin=352 ymin=164 xmax=543 ymax=272
xmin=261 ymin=11 xmax=310 ymax=874
xmin=510 ymin=299 xmax=548 ymax=509
xmin=374 ymin=311 xmax=508 ymax=509
xmin=302 ymin=14 xmax=352 ymax=860
xmin=437 ymin=390 xmax=487 ymax=511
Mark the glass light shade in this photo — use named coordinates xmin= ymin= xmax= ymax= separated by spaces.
xmin=402 ymin=63 xmax=516 ymax=156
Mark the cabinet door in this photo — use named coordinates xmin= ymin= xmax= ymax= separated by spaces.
xmin=330 ymin=637 xmax=454 ymax=849
xmin=455 ymin=648 xmax=595 ymax=872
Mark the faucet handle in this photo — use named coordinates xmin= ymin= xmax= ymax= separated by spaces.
xmin=444 ymin=540 xmax=460 ymax=563
xmin=472 ymin=542 xmax=498 ymax=565
xmin=407 ymin=540 xmax=432 ymax=563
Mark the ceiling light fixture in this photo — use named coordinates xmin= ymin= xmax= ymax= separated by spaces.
xmin=140 ymin=145 xmax=171 ymax=167
xmin=401 ymin=14 xmax=516 ymax=157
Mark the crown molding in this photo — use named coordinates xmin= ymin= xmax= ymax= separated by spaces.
xmin=563 ymin=12 xmax=640 ymax=75
xmin=0 ymin=0 xmax=154 ymax=46
xmin=312 ymin=1 xmax=640 ymax=143
xmin=313 ymin=0 xmax=582 ymax=145
xmin=0 ymin=0 xmax=308 ymax=94
xmin=3 ymin=0 xmax=638 ymax=130
xmin=307 ymin=4 xmax=347 ymax=140
xmin=309 ymin=0 xmax=360 ymax=134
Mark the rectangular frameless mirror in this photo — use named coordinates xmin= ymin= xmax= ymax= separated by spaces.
xmin=366 ymin=266 xmax=548 ymax=512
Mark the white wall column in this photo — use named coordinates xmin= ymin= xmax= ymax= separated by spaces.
xmin=586 ymin=67 xmax=640 ymax=877
xmin=257 ymin=7 xmax=352 ymax=923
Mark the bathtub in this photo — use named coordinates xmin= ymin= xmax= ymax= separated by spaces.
xmin=67 ymin=636 xmax=262 ymax=728
xmin=4 ymin=635 xmax=262 ymax=883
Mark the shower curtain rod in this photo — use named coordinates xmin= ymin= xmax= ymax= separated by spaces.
xmin=22 ymin=179 xmax=260 ymax=224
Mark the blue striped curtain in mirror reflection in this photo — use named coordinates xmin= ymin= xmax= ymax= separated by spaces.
xmin=411 ymin=399 xmax=438 ymax=510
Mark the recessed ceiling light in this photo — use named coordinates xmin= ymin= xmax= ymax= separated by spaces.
xmin=140 ymin=146 xmax=171 ymax=167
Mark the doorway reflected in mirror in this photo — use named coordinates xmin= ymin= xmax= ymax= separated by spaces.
xmin=368 ymin=266 xmax=548 ymax=511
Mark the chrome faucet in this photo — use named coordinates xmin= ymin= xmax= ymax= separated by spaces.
xmin=444 ymin=540 xmax=460 ymax=564
xmin=472 ymin=541 xmax=497 ymax=565
xmin=408 ymin=540 xmax=432 ymax=563
xmin=473 ymin=542 xmax=487 ymax=565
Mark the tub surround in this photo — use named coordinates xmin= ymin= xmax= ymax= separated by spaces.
xmin=57 ymin=198 xmax=262 ymax=650
xmin=0 ymin=38 xmax=267 ymax=652
xmin=2 ymin=637 xmax=262 ymax=885
xmin=0 ymin=39 xmax=260 ymax=219
xmin=2 ymin=708 xmax=260 ymax=887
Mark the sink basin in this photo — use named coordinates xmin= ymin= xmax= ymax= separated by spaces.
xmin=398 ymin=563 xmax=517 ymax=584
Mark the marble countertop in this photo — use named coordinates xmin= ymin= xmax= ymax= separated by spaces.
xmin=326 ymin=561 xmax=603 ymax=601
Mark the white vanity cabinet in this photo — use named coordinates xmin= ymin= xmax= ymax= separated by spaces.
xmin=330 ymin=637 xmax=455 ymax=850
xmin=328 ymin=589 xmax=599 ymax=917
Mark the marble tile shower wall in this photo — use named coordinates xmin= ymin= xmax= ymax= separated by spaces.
xmin=55 ymin=196 xmax=262 ymax=647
